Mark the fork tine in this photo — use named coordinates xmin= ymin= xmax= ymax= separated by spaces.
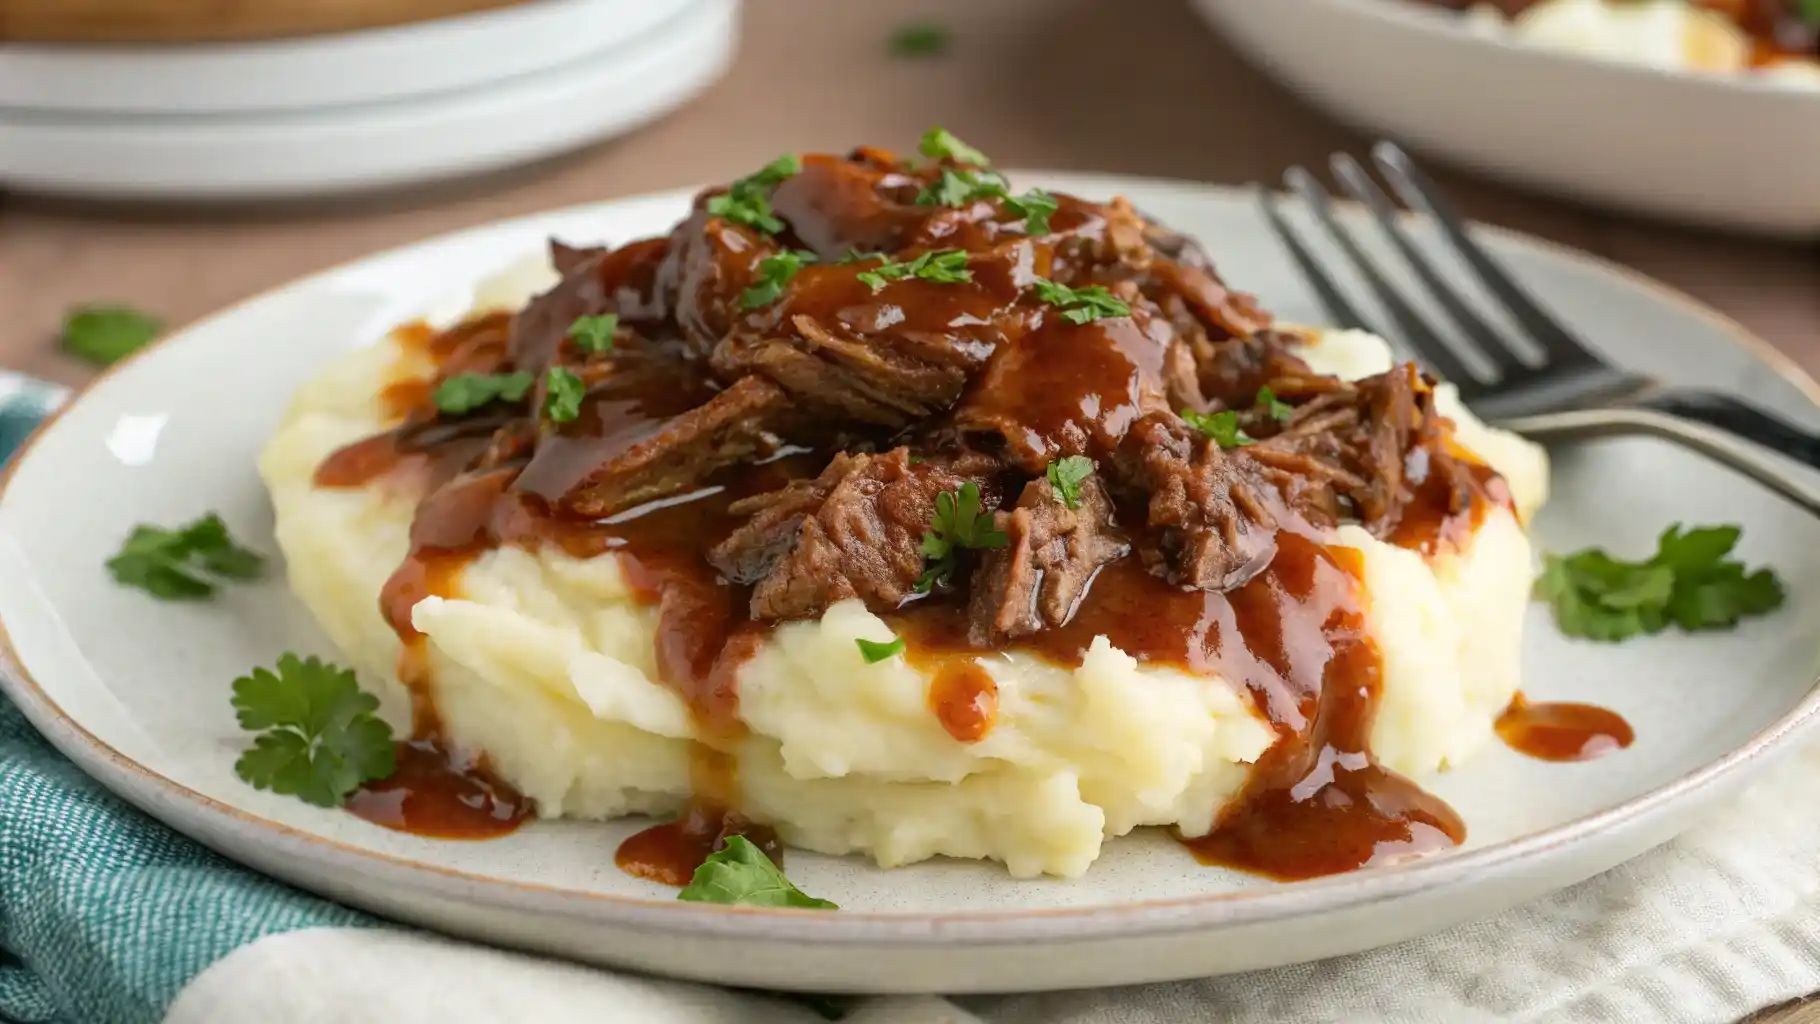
xmin=1371 ymin=142 xmax=1602 ymax=369
xmin=1282 ymin=166 xmax=1481 ymax=390
xmin=1254 ymin=186 xmax=1374 ymax=335
xmin=1329 ymin=153 xmax=1529 ymax=383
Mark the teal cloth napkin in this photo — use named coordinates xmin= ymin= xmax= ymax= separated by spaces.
xmin=0 ymin=374 xmax=380 ymax=1024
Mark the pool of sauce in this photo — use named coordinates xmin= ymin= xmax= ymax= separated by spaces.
xmin=347 ymin=739 xmax=532 ymax=839
xmin=309 ymin=158 xmax=1549 ymax=884
xmin=1496 ymin=695 xmax=1634 ymax=762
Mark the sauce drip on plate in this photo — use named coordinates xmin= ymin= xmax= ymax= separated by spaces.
xmin=347 ymin=739 xmax=532 ymax=839
xmin=1496 ymin=695 xmax=1635 ymax=763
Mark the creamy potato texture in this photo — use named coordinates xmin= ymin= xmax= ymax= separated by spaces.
xmin=259 ymin=259 xmax=1549 ymax=879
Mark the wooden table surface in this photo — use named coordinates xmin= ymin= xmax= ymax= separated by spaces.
xmin=1 ymin=0 xmax=1816 ymax=1018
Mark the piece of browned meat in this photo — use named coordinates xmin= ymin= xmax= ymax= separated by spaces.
xmin=951 ymin=301 xmax=1173 ymax=472
xmin=539 ymin=375 xmax=797 ymax=517
xmin=709 ymin=448 xmax=1003 ymax=621
xmin=968 ymin=473 xmax=1129 ymax=645
xmin=1113 ymin=413 xmax=1279 ymax=591
xmin=509 ymin=238 xmax=672 ymax=374
xmin=710 ymin=263 xmax=1023 ymax=431
xmin=1348 ymin=364 xmax=1422 ymax=531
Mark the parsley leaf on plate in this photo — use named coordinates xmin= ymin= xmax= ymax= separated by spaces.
xmin=889 ymin=21 xmax=949 ymax=57
xmin=915 ymin=481 xmax=1008 ymax=592
xmin=1030 ymin=278 xmax=1131 ymax=325
xmin=107 ymin=513 xmax=263 ymax=600
xmin=706 ymin=154 xmax=801 ymax=235
xmin=432 ymin=371 xmax=534 ymax=415
xmin=855 ymin=636 xmax=906 ymax=663
xmin=1181 ymin=409 xmax=1253 ymax=449
xmin=918 ymin=127 xmax=990 ymax=166
xmin=1045 ymin=456 xmax=1094 ymax=510
xmin=232 ymin=653 xmax=396 ymax=808
xmin=1535 ymin=524 xmax=1785 ymax=642
xmin=567 ymin=314 xmax=619 ymax=354
xmin=60 ymin=305 xmax=161 ymax=367
xmin=677 ymin=835 xmax=838 ymax=909
xmin=1255 ymin=386 xmax=1294 ymax=422
xmin=543 ymin=367 xmax=586 ymax=424
xmin=855 ymin=249 xmax=971 ymax=293
xmin=741 ymin=250 xmax=817 ymax=309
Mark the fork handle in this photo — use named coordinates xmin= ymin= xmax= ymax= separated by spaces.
xmin=1638 ymin=389 xmax=1820 ymax=470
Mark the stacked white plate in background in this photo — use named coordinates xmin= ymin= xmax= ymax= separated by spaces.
xmin=0 ymin=0 xmax=737 ymax=200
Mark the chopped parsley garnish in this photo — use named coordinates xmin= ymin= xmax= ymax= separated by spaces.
xmin=838 ymin=248 xmax=888 ymax=264
xmin=1799 ymin=0 xmax=1820 ymax=25
xmin=1031 ymin=278 xmax=1131 ymax=325
xmin=107 ymin=513 xmax=263 ymax=600
xmin=567 ymin=314 xmax=619 ymax=354
xmin=914 ymin=172 xmax=1057 ymax=235
xmin=677 ymin=835 xmax=838 ymax=909
xmin=915 ymin=481 xmax=1007 ymax=592
xmin=543 ymin=367 xmax=586 ymax=424
xmin=1256 ymin=386 xmax=1294 ymax=422
xmin=705 ymin=153 xmax=802 ymax=234
xmin=889 ymin=21 xmax=949 ymax=56
xmin=855 ymin=249 xmax=971 ymax=293
xmin=915 ymin=167 xmax=1010 ymax=207
xmin=740 ymin=250 xmax=817 ymax=309
xmin=1003 ymin=188 xmax=1058 ymax=235
xmin=918 ymin=127 xmax=990 ymax=166
xmin=232 ymin=654 xmax=397 ymax=808
xmin=432 ymin=371 xmax=534 ymax=415
xmin=60 ymin=304 xmax=161 ymax=366
xmin=855 ymin=636 xmax=906 ymax=663
xmin=1182 ymin=409 xmax=1253 ymax=449
xmin=1045 ymin=456 xmax=1094 ymax=510
xmin=1535 ymin=524 xmax=1785 ymax=642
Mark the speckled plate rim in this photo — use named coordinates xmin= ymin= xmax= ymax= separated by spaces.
xmin=3 ymin=174 xmax=1819 ymax=947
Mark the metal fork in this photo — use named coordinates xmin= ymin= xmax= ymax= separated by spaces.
xmin=1258 ymin=142 xmax=1820 ymax=502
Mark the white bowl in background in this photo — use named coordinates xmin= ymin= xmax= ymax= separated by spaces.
xmin=0 ymin=0 xmax=735 ymax=201
xmin=0 ymin=0 xmax=698 ymax=116
xmin=1192 ymin=0 xmax=1820 ymax=238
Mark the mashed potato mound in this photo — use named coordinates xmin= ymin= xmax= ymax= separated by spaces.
xmin=259 ymin=259 xmax=1548 ymax=879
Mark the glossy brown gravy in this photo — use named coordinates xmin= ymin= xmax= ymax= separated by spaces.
xmin=896 ymin=529 xmax=1469 ymax=880
xmin=1496 ymin=695 xmax=1634 ymax=763
xmin=616 ymin=804 xmax=784 ymax=887
xmin=347 ymin=739 xmax=532 ymax=839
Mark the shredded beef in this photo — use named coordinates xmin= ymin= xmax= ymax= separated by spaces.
xmin=967 ymin=474 xmax=1129 ymax=645
xmin=709 ymin=448 xmax=1003 ymax=621
xmin=558 ymin=375 xmax=796 ymax=517
xmin=1113 ymin=413 xmax=1279 ymax=591
xmin=384 ymin=145 xmax=1502 ymax=627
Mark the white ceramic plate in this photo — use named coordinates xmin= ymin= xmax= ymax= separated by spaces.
xmin=3 ymin=174 xmax=1819 ymax=994
xmin=1192 ymin=0 xmax=1820 ymax=238
xmin=0 ymin=0 xmax=696 ymax=115
xmin=0 ymin=0 xmax=733 ymax=200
